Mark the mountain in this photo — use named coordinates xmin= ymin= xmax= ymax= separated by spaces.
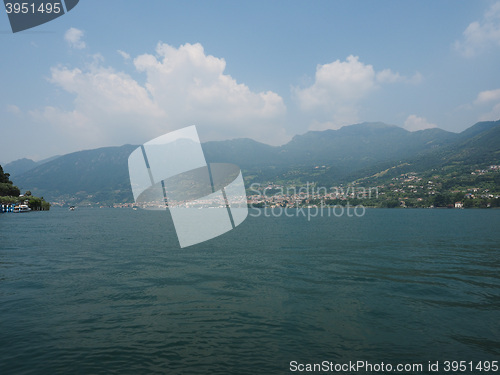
xmin=4 ymin=155 xmax=60 ymax=177
xmin=434 ymin=120 xmax=500 ymax=166
xmin=202 ymin=138 xmax=278 ymax=168
xmin=203 ymin=122 xmax=459 ymax=185
xmin=4 ymin=158 xmax=37 ymax=176
xmin=456 ymin=120 xmax=500 ymax=140
xmin=357 ymin=120 xmax=500 ymax=182
xmin=277 ymin=122 xmax=457 ymax=170
xmin=11 ymin=121 xmax=500 ymax=205
xmin=204 ymin=122 xmax=457 ymax=170
xmin=13 ymin=145 xmax=136 ymax=204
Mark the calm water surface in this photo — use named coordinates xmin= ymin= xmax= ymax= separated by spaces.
xmin=1 ymin=208 xmax=499 ymax=374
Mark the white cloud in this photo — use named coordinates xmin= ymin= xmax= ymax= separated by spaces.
xmin=295 ymin=55 xmax=375 ymax=111
xmin=117 ymin=50 xmax=130 ymax=60
xmin=455 ymin=2 xmax=500 ymax=57
xmin=31 ymin=64 xmax=168 ymax=145
xmin=48 ymin=66 xmax=161 ymax=116
xmin=294 ymin=55 xmax=420 ymax=130
xmin=403 ymin=115 xmax=437 ymax=132
xmin=474 ymin=88 xmax=500 ymax=104
xmin=31 ymin=42 xmax=287 ymax=151
xmin=131 ymin=42 xmax=286 ymax=143
xmin=64 ymin=27 xmax=86 ymax=49
xmin=293 ymin=55 xmax=376 ymax=129
xmin=473 ymin=88 xmax=500 ymax=121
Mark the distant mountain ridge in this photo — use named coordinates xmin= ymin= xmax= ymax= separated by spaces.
xmin=203 ymin=122 xmax=458 ymax=169
xmin=356 ymin=120 xmax=500 ymax=181
xmin=5 ymin=155 xmax=60 ymax=177
xmin=10 ymin=145 xmax=136 ymax=204
xmin=7 ymin=120 xmax=500 ymax=205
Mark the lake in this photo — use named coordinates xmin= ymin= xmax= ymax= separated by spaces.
xmin=1 ymin=208 xmax=499 ymax=374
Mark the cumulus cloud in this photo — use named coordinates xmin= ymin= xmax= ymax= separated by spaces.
xmin=64 ymin=27 xmax=86 ymax=49
xmin=455 ymin=2 xmax=500 ymax=57
xmin=31 ymin=42 xmax=287 ymax=151
xmin=294 ymin=55 xmax=420 ymax=130
xmin=31 ymin=64 xmax=166 ymax=146
xmin=403 ymin=115 xmax=437 ymax=132
xmin=296 ymin=55 xmax=376 ymax=108
xmin=473 ymin=88 xmax=500 ymax=121
xmin=133 ymin=42 xmax=286 ymax=142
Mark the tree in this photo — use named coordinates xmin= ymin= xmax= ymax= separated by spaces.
xmin=433 ymin=193 xmax=451 ymax=207
xmin=0 ymin=165 xmax=11 ymax=184
xmin=0 ymin=164 xmax=21 ymax=197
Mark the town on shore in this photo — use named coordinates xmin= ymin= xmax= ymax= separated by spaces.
xmin=82 ymin=165 xmax=500 ymax=209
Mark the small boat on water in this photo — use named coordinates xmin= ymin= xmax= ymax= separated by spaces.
xmin=14 ymin=204 xmax=31 ymax=213
xmin=69 ymin=206 xmax=76 ymax=211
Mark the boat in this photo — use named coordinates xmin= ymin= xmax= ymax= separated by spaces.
xmin=69 ymin=206 xmax=76 ymax=211
xmin=14 ymin=204 xmax=31 ymax=213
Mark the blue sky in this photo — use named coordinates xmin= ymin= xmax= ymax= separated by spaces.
xmin=1 ymin=0 xmax=500 ymax=164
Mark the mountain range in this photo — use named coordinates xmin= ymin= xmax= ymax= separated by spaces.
xmin=4 ymin=120 xmax=500 ymax=205
xmin=3 ymin=155 xmax=60 ymax=176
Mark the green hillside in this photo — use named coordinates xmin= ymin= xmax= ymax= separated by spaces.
xmin=350 ymin=120 xmax=500 ymax=208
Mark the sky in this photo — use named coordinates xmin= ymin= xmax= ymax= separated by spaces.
xmin=1 ymin=0 xmax=500 ymax=164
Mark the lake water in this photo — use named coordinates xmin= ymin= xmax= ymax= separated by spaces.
xmin=1 ymin=208 xmax=499 ymax=374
